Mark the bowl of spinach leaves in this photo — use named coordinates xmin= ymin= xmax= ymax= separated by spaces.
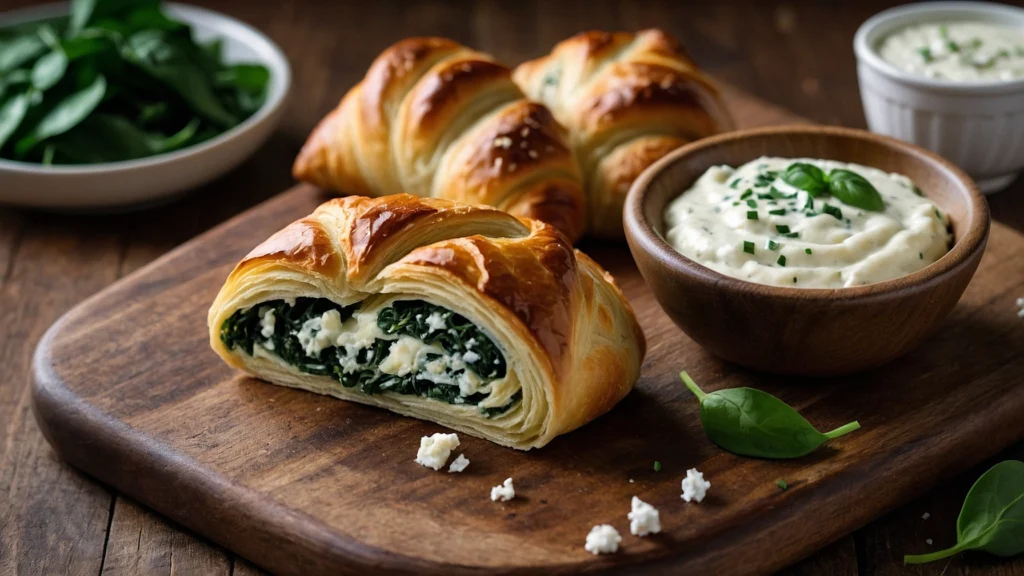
xmin=0 ymin=0 xmax=290 ymax=209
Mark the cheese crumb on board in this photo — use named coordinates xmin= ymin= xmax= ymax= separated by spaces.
xmin=584 ymin=524 xmax=621 ymax=555
xmin=415 ymin=433 xmax=460 ymax=470
xmin=448 ymin=454 xmax=470 ymax=473
xmin=681 ymin=468 xmax=711 ymax=503
xmin=627 ymin=496 xmax=661 ymax=536
xmin=490 ymin=478 xmax=515 ymax=501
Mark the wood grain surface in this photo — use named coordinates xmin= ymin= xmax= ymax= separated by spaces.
xmin=29 ymin=87 xmax=1024 ymax=575
xmin=3 ymin=1 xmax=1024 ymax=575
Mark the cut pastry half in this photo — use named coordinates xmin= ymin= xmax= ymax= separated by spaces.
xmin=208 ymin=194 xmax=645 ymax=449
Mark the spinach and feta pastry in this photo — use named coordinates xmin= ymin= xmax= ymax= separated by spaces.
xmin=208 ymin=194 xmax=645 ymax=449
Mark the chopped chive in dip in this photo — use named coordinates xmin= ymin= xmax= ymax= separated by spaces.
xmin=776 ymin=224 xmax=791 ymax=234
xmin=919 ymin=252 xmax=924 ymax=260
xmin=805 ymin=248 xmax=813 ymax=255
xmin=777 ymin=255 xmax=787 ymax=267
xmin=743 ymin=241 xmax=755 ymax=255
xmin=793 ymin=277 xmax=798 ymax=284
xmin=740 ymin=189 xmax=753 ymax=200
xmin=823 ymin=204 xmax=843 ymax=220
xmin=782 ymin=232 xmax=800 ymax=239
xmin=746 ymin=199 xmax=758 ymax=208
xmin=767 ymin=239 xmax=780 ymax=251
xmin=653 ymin=461 xmax=662 ymax=472
xmin=747 ymin=211 xmax=759 ymax=220
xmin=769 ymin=208 xmax=786 ymax=216
xmin=917 ymin=47 xmax=934 ymax=62
xmin=729 ymin=179 xmax=740 ymax=189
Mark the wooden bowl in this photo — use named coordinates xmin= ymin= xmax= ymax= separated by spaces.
xmin=623 ymin=125 xmax=990 ymax=375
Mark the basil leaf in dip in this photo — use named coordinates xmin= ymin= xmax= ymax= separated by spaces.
xmin=828 ymin=169 xmax=885 ymax=211
xmin=782 ymin=162 xmax=828 ymax=197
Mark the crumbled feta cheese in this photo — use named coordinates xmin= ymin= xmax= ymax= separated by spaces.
xmin=681 ymin=468 xmax=711 ymax=503
xmin=926 ymin=538 xmax=933 ymax=545
xmin=259 ymin=307 xmax=276 ymax=338
xmin=448 ymin=454 xmax=470 ymax=473
xmin=425 ymin=312 xmax=447 ymax=332
xmin=415 ymin=433 xmax=460 ymax=470
xmin=380 ymin=336 xmax=431 ymax=376
xmin=584 ymin=525 xmax=621 ymax=555
xmin=1016 ymin=297 xmax=1024 ymax=317
xmin=262 ymin=339 xmax=275 ymax=351
xmin=457 ymin=370 xmax=482 ymax=397
xmin=283 ymin=297 xmax=296 ymax=306
xmin=922 ymin=512 xmax=930 ymax=520
xmin=627 ymin=496 xmax=661 ymax=536
xmin=462 ymin=350 xmax=480 ymax=363
xmin=464 ymin=338 xmax=477 ymax=349
xmin=490 ymin=478 xmax=515 ymax=501
xmin=296 ymin=309 xmax=344 ymax=357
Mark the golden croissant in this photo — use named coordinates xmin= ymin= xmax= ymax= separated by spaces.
xmin=293 ymin=37 xmax=587 ymax=243
xmin=208 ymin=195 xmax=645 ymax=449
xmin=514 ymin=29 xmax=733 ymax=237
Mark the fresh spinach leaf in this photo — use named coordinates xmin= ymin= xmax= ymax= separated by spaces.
xmin=68 ymin=0 xmax=99 ymax=38
xmin=905 ymin=460 xmax=1024 ymax=564
xmin=0 ymin=93 xmax=29 ymax=149
xmin=828 ymin=169 xmax=885 ymax=211
xmin=15 ymin=74 xmax=106 ymax=157
xmin=0 ymin=35 xmax=46 ymax=73
xmin=781 ymin=162 xmax=828 ymax=197
xmin=125 ymin=30 xmax=237 ymax=126
xmin=680 ymin=371 xmax=861 ymax=459
xmin=31 ymin=49 xmax=68 ymax=91
xmin=216 ymin=64 xmax=269 ymax=93
xmin=148 ymin=115 xmax=198 ymax=152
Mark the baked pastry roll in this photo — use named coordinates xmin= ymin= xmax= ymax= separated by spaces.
xmin=514 ymin=29 xmax=733 ymax=238
xmin=293 ymin=37 xmax=587 ymax=243
xmin=208 ymin=195 xmax=645 ymax=450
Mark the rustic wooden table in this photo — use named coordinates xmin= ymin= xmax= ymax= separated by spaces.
xmin=1 ymin=1 xmax=1022 ymax=574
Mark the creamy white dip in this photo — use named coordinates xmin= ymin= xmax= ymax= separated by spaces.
xmin=663 ymin=157 xmax=951 ymax=289
xmin=878 ymin=21 xmax=1024 ymax=81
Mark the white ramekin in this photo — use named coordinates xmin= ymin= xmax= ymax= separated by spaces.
xmin=854 ymin=1 xmax=1024 ymax=193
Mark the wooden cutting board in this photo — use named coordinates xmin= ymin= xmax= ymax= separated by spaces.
xmin=31 ymin=87 xmax=1024 ymax=576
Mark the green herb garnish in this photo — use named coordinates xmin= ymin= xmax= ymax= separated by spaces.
xmin=777 ymin=255 xmax=787 ymax=266
xmin=746 ymin=210 xmax=758 ymax=220
xmin=904 ymin=460 xmax=1024 ymax=564
xmin=0 ymin=0 xmax=271 ymax=163
xmin=742 ymin=241 xmax=755 ymax=255
xmin=740 ymin=189 xmax=753 ymax=200
xmin=766 ymin=239 xmax=780 ymax=251
xmin=827 ymin=169 xmax=885 ymax=211
xmin=680 ymin=371 xmax=861 ymax=459
xmin=919 ymin=252 xmax=924 ymax=260
xmin=746 ymin=199 xmax=757 ymax=208
xmin=768 ymin=208 xmax=786 ymax=216
xmin=776 ymin=224 xmax=791 ymax=234
xmin=782 ymin=164 xmax=884 ymax=211
xmin=777 ymin=479 xmax=788 ymax=491
xmin=822 ymin=204 xmax=843 ymax=220
xmin=805 ymin=248 xmax=813 ymax=255
xmin=782 ymin=232 xmax=800 ymax=238
xmin=917 ymin=47 xmax=934 ymax=62
xmin=653 ymin=461 xmax=662 ymax=472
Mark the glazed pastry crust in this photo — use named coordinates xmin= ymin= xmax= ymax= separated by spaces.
xmin=208 ymin=195 xmax=645 ymax=449
xmin=293 ymin=37 xmax=587 ymax=243
xmin=514 ymin=28 xmax=733 ymax=238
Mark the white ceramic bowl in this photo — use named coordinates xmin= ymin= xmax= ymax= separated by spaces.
xmin=0 ymin=2 xmax=291 ymax=210
xmin=854 ymin=1 xmax=1024 ymax=193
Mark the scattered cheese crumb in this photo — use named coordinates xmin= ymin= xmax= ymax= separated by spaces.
xmin=629 ymin=479 xmax=635 ymax=483
xmin=528 ymin=150 xmax=538 ymax=158
xmin=425 ymin=312 xmax=447 ymax=332
xmin=926 ymin=538 xmax=933 ymax=545
xmin=627 ymin=496 xmax=661 ymax=536
xmin=922 ymin=512 xmax=930 ymax=520
xmin=1017 ymin=297 xmax=1024 ymax=317
xmin=448 ymin=454 xmax=470 ymax=473
xmin=681 ymin=468 xmax=711 ymax=503
xmin=464 ymin=338 xmax=477 ymax=349
xmin=492 ymin=136 xmax=512 ymax=149
xmin=490 ymin=478 xmax=515 ymax=501
xmin=415 ymin=433 xmax=460 ymax=470
xmin=462 ymin=350 xmax=480 ymax=363
xmin=584 ymin=524 xmax=621 ymax=555
xmin=259 ymin=307 xmax=276 ymax=338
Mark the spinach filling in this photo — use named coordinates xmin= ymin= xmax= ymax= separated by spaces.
xmin=220 ymin=298 xmax=521 ymax=416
